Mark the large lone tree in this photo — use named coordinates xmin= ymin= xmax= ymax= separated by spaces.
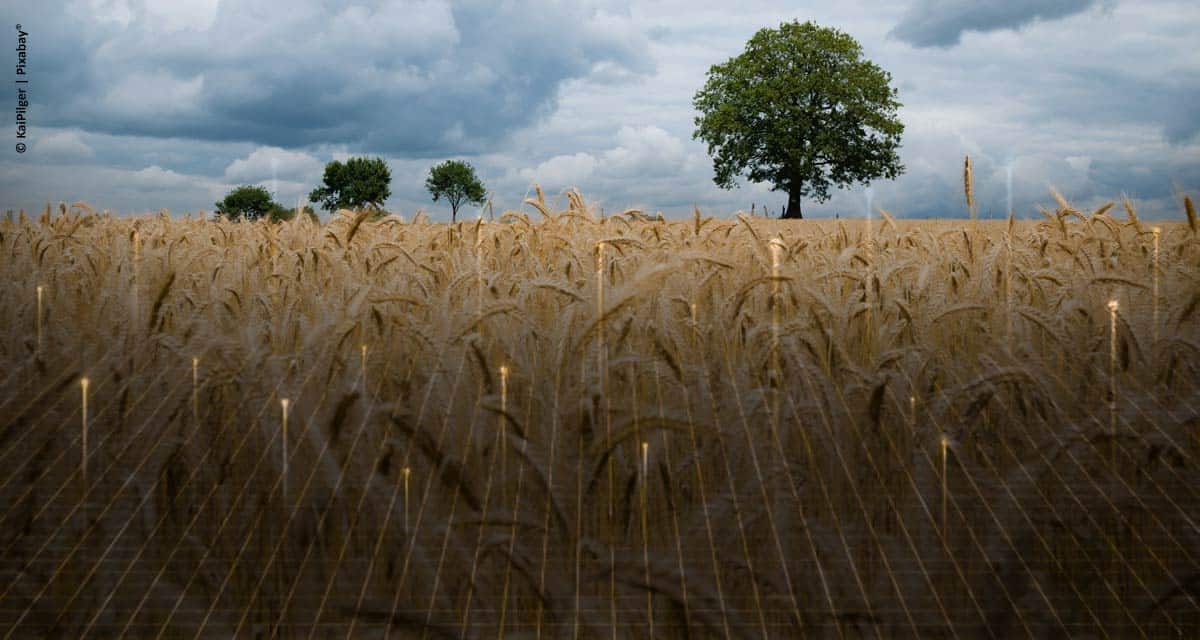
xmin=693 ymin=20 xmax=904 ymax=219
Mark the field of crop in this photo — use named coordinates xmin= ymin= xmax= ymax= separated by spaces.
xmin=1 ymin=191 xmax=1199 ymax=638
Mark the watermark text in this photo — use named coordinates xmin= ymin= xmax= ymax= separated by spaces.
xmin=15 ymin=23 xmax=28 ymax=153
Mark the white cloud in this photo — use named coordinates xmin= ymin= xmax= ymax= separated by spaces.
xmin=32 ymin=131 xmax=95 ymax=159
xmin=518 ymin=127 xmax=689 ymax=184
xmin=224 ymin=146 xmax=324 ymax=183
xmin=0 ymin=161 xmax=227 ymax=214
xmin=82 ymin=0 xmax=134 ymax=26
xmin=518 ymin=153 xmax=598 ymax=188
xmin=601 ymin=125 xmax=689 ymax=176
xmin=128 ymin=165 xmax=199 ymax=191
xmin=98 ymin=72 xmax=205 ymax=120
xmin=1065 ymin=155 xmax=1092 ymax=174
xmin=143 ymin=0 xmax=219 ymax=32
xmin=320 ymin=1 xmax=459 ymax=58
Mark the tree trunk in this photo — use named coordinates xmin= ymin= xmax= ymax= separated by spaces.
xmin=451 ymin=205 xmax=457 ymax=223
xmin=782 ymin=187 xmax=803 ymax=219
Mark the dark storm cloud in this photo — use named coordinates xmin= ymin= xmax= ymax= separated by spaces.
xmin=6 ymin=1 xmax=651 ymax=155
xmin=0 ymin=1 xmax=1195 ymax=220
xmin=1017 ymin=67 xmax=1200 ymax=145
xmin=890 ymin=0 xmax=1106 ymax=48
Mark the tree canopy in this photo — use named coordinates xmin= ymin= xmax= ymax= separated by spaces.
xmin=425 ymin=160 xmax=487 ymax=223
xmin=693 ymin=20 xmax=904 ymax=218
xmin=215 ymin=186 xmax=318 ymax=223
xmin=308 ymin=157 xmax=392 ymax=212
xmin=215 ymin=185 xmax=274 ymax=221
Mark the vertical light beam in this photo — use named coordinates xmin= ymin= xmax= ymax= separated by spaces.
xmin=477 ymin=232 xmax=485 ymax=320
xmin=35 ymin=285 xmax=43 ymax=354
xmin=131 ymin=230 xmax=141 ymax=323
xmin=191 ymin=357 xmax=200 ymax=424
xmin=909 ymin=395 xmax=917 ymax=451
xmin=597 ymin=240 xmax=617 ymax=640
xmin=403 ymin=467 xmax=411 ymax=533
xmin=1005 ymin=216 xmax=1014 ymax=348
xmin=690 ymin=302 xmax=698 ymax=351
xmin=80 ymin=377 xmax=90 ymax=489
xmin=940 ymin=434 xmax=949 ymax=541
xmin=280 ymin=398 xmax=290 ymax=506
xmin=769 ymin=238 xmax=785 ymax=434
xmin=641 ymin=440 xmax=652 ymax=637
xmin=1152 ymin=227 xmax=1160 ymax=352
xmin=1108 ymin=299 xmax=1119 ymax=469
xmin=360 ymin=344 xmax=368 ymax=391
xmin=500 ymin=364 xmax=509 ymax=503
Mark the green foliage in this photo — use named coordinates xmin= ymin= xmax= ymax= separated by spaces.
xmin=266 ymin=202 xmax=319 ymax=224
xmin=215 ymin=185 xmax=275 ymax=221
xmin=215 ymin=186 xmax=320 ymax=224
xmin=425 ymin=160 xmax=487 ymax=222
xmin=693 ymin=20 xmax=905 ymax=218
xmin=308 ymin=157 xmax=392 ymax=212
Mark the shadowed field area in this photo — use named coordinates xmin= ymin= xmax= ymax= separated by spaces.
xmin=1 ymin=196 xmax=1199 ymax=638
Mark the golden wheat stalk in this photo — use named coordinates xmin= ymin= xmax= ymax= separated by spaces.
xmin=0 ymin=192 xmax=1194 ymax=638
xmin=963 ymin=155 xmax=975 ymax=220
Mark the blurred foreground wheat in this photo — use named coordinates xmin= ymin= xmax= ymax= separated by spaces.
xmin=1 ymin=193 xmax=1198 ymax=638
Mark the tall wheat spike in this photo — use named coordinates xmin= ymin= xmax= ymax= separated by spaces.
xmin=964 ymin=155 xmax=976 ymax=221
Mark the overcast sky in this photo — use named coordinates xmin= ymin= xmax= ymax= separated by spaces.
xmin=2 ymin=0 xmax=1197 ymax=220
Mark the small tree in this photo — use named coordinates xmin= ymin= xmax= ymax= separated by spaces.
xmin=693 ymin=20 xmax=904 ymax=218
xmin=308 ymin=157 xmax=392 ymax=212
xmin=215 ymin=185 xmax=275 ymax=221
xmin=425 ymin=160 xmax=486 ymax=223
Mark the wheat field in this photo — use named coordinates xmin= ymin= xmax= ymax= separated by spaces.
xmin=1 ymin=191 xmax=1198 ymax=638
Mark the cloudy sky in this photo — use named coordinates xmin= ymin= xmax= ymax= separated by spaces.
xmin=1 ymin=0 xmax=1197 ymax=220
